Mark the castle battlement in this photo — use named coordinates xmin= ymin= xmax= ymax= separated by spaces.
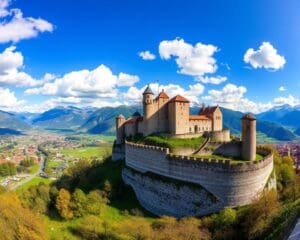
xmin=116 ymin=89 xmax=275 ymax=217
xmin=126 ymin=141 xmax=273 ymax=173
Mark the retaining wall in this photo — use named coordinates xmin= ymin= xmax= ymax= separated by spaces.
xmin=125 ymin=141 xmax=274 ymax=208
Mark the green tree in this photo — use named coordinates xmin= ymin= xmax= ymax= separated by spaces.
xmin=72 ymin=188 xmax=87 ymax=217
xmin=56 ymin=188 xmax=73 ymax=220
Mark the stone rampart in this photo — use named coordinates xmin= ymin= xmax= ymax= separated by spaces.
xmin=122 ymin=167 xmax=223 ymax=217
xmin=125 ymin=141 xmax=274 ymax=209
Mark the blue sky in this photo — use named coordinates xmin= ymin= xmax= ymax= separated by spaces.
xmin=0 ymin=0 xmax=299 ymax=113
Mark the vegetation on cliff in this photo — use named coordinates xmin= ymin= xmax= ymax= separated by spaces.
xmin=0 ymin=145 xmax=298 ymax=239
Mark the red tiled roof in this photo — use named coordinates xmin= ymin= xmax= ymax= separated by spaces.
xmin=169 ymin=95 xmax=190 ymax=103
xmin=157 ymin=91 xmax=169 ymax=99
xmin=199 ymin=106 xmax=218 ymax=115
xmin=189 ymin=115 xmax=209 ymax=120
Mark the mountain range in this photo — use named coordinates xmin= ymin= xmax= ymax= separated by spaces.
xmin=0 ymin=105 xmax=299 ymax=141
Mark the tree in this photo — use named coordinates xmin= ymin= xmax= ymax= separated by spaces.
xmin=243 ymin=191 xmax=281 ymax=239
xmin=280 ymin=163 xmax=295 ymax=187
xmin=56 ymin=188 xmax=73 ymax=220
xmin=72 ymin=188 xmax=87 ymax=217
xmin=0 ymin=192 xmax=47 ymax=240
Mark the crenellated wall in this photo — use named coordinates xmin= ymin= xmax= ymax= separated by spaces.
xmin=124 ymin=141 xmax=274 ymax=212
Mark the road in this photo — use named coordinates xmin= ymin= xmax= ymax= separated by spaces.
xmin=288 ymin=219 xmax=300 ymax=240
xmin=9 ymin=154 xmax=45 ymax=190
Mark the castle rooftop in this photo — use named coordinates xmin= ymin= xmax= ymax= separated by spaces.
xmin=143 ymin=85 xmax=154 ymax=95
xmin=242 ymin=113 xmax=256 ymax=120
xmin=169 ymin=95 xmax=190 ymax=103
xmin=156 ymin=89 xmax=169 ymax=99
xmin=189 ymin=115 xmax=209 ymax=120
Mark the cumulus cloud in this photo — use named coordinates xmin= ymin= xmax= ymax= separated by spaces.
xmin=203 ymin=83 xmax=272 ymax=113
xmin=198 ymin=75 xmax=227 ymax=84
xmin=0 ymin=46 xmax=42 ymax=86
xmin=0 ymin=87 xmax=25 ymax=109
xmin=244 ymin=42 xmax=286 ymax=70
xmin=139 ymin=50 xmax=156 ymax=60
xmin=0 ymin=0 xmax=53 ymax=43
xmin=117 ymin=72 xmax=139 ymax=87
xmin=123 ymin=82 xmax=204 ymax=105
xmin=159 ymin=38 xmax=218 ymax=77
xmin=273 ymin=95 xmax=299 ymax=106
xmin=25 ymin=64 xmax=139 ymax=99
xmin=278 ymin=86 xmax=286 ymax=92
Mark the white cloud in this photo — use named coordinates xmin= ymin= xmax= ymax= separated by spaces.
xmin=159 ymin=38 xmax=218 ymax=76
xmin=273 ymin=95 xmax=299 ymax=106
xmin=139 ymin=50 xmax=156 ymax=60
xmin=123 ymin=82 xmax=204 ymax=105
xmin=244 ymin=42 xmax=286 ymax=70
xmin=0 ymin=46 xmax=42 ymax=86
xmin=117 ymin=72 xmax=139 ymax=87
xmin=203 ymin=83 xmax=272 ymax=113
xmin=0 ymin=87 xmax=25 ymax=109
xmin=198 ymin=75 xmax=227 ymax=84
xmin=278 ymin=86 xmax=286 ymax=92
xmin=25 ymin=64 xmax=139 ymax=99
xmin=0 ymin=0 xmax=10 ymax=17
xmin=0 ymin=1 xmax=53 ymax=43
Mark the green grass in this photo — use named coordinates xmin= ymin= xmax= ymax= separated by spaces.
xmin=16 ymin=177 xmax=52 ymax=191
xmin=192 ymin=153 xmax=264 ymax=163
xmin=61 ymin=146 xmax=112 ymax=159
xmin=29 ymin=164 xmax=40 ymax=174
xmin=128 ymin=134 xmax=205 ymax=151
xmin=257 ymin=132 xmax=279 ymax=144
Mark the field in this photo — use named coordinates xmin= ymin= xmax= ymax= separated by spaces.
xmin=61 ymin=146 xmax=112 ymax=159
xmin=17 ymin=177 xmax=53 ymax=191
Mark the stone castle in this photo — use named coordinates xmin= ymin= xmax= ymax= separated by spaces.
xmin=113 ymin=86 xmax=275 ymax=217
xmin=116 ymin=85 xmax=229 ymax=145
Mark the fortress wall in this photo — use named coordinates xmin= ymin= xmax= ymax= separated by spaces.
xmin=213 ymin=141 xmax=242 ymax=158
xmin=125 ymin=141 xmax=274 ymax=207
xmin=207 ymin=129 xmax=230 ymax=142
xmin=122 ymin=167 xmax=223 ymax=217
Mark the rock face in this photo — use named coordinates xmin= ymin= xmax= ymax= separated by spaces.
xmin=123 ymin=141 xmax=275 ymax=217
xmin=123 ymin=167 xmax=223 ymax=217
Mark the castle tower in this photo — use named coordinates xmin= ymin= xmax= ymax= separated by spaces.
xmin=143 ymin=85 xmax=154 ymax=120
xmin=116 ymin=114 xmax=125 ymax=144
xmin=241 ymin=114 xmax=256 ymax=161
xmin=143 ymin=85 xmax=155 ymax=135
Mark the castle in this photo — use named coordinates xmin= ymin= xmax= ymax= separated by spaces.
xmin=113 ymin=86 xmax=275 ymax=217
xmin=116 ymin=85 xmax=230 ymax=145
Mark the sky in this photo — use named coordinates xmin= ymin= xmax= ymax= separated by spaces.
xmin=0 ymin=0 xmax=300 ymax=113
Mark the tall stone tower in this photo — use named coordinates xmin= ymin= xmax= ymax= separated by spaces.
xmin=241 ymin=114 xmax=256 ymax=161
xmin=116 ymin=114 xmax=125 ymax=144
xmin=143 ymin=85 xmax=154 ymax=134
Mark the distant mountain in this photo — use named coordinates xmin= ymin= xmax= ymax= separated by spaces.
xmin=0 ymin=110 xmax=31 ymax=131
xmin=0 ymin=128 xmax=23 ymax=135
xmin=195 ymin=107 xmax=295 ymax=141
xmin=257 ymin=104 xmax=300 ymax=128
xmin=80 ymin=105 xmax=141 ymax=134
xmin=294 ymin=127 xmax=300 ymax=136
xmin=32 ymin=106 xmax=93 ymax=130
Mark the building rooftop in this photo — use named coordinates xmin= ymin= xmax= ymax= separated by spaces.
xmin=189 ymin=115 xmax=209 ymax=120
xmin=143 ymin=85 xmax=154 ymax=95
xmin=242 ymin=113 xmax=256 ymax=120
xmin=156 ymin=89 xmax=169 ymax=99
xmin=199 ymin=106 xmax=218 ymax=115
xmin=169 ymin=95 xmax=190 ymax=103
